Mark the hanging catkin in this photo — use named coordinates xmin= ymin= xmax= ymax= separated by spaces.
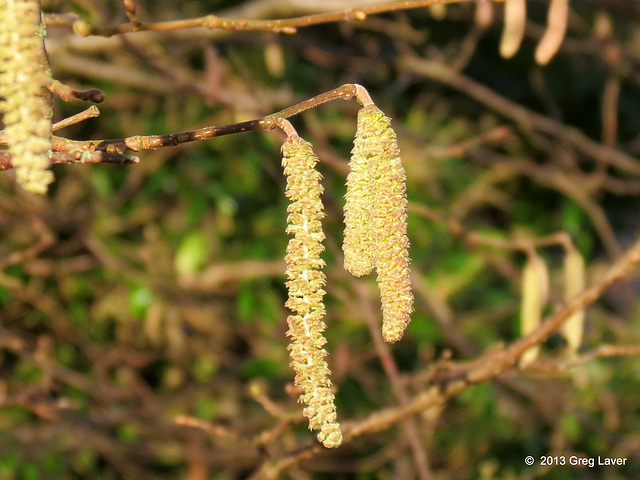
xmin=535 ymin=0 xmax=569 ymax=65
xmin=561 ymin=246 xmax=585 ymax=354
xmin=281 ymin=132 xmax=342 ymax=448
xmin=519 ymin=251 xmax=549 ymax=366
xmin=349 ymin=105 xmax=413 ymax=343
xmin=500 ymin=0 xmax=526 ymax=59
xmin=0 ymin=0 xmax=54 ymax=194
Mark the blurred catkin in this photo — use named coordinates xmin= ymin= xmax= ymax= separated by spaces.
xmin=281 ymin=134 xmax=342 ymax=448
xmin=535 ymin=0 xmax=569 ymax=65
xmin=562 ymin=247 xmax=585 ymax=354
xmin=519 ymin=251 xmax=549 ymax=366
xmin=500 ymin=0 xmax=526 ymax=59
xmin=349 ymin=105 xmax=413 ymax=343
xmin=0 ymin=0 xmax=53 ymax=194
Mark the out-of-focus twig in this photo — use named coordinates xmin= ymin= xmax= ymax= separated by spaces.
xmin=53 ymin=0 xmax=489 ymax=37
xmin=398 ymin=56 xmax=640 ymax=176
xmin=249 ymin=233 xmax=640 ymax=479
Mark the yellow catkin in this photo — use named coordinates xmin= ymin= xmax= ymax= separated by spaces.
xmin=562 ymin=247 xmax=585 ymax=354
xmin=0 ymin=0 xmax=53 ymax=194
xmin=355 ymin=105 xmax=413 ymax=343
xmin=281 ymin=134 xmax=342 ymax=448
xmin=519 ymin=251 xmax=549 ymax=366
xmin=500 ymin=0 xmax=526 ymax=59
xmin=343 ymin=111 xmax=377 ymax=277
xmin=535 ymin=0 xmax=569 ymax=65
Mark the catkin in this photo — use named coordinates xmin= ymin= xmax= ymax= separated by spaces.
xmin=535 ymin=0 xmax=569 ymax=65
xmin=562 ymin=247 xmax=585 ymax=354
xmin=351 ymin=105 xmax=413 ymax=343
xmin=500 ymin=0 xmax=526 ymax=59
xmin=281 ymin=134 xmax=342 ymax=448
xmin=519 ymin=251 xmax=549 ymax=366
xmin=0 ymin=0 xmax=54 ymax=194
xmin=343 ymin=112 xmax=377 ymax=277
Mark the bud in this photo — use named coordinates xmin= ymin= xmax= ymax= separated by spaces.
xmin=281 ymin=133 xmax=342 ymax=448
xmin=562 ymin=247 xmax=585 ymax=354
xmin=519 ymin=251 xmax=549 ymax=366
xmin=0 ymin=0 xmax=54 ymax=194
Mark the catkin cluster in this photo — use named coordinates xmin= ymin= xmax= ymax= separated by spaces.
xmin=519 ymin=245 xmax=586 ymax=366
xmin=279 ymin=98 xmax=413 ymax=447
xmin=344 ymin=105 xmax=414 ymax=343
xmin=0 ymin=0 xmax=53 ymax=195
xmin=281 ymin=133 xmax=342 ymax=448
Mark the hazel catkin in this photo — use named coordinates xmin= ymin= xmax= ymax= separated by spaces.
xmin=0 ymin=0 xmax=54 ymax=194
xmin=281 ymin=132 xmax=342 ymax=448
xmin=347 ymin=105 xmax=413 ymax=343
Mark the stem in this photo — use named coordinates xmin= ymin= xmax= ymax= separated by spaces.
xmin=53 ymin=84 xmax=369 ymax=153
xmin=57 ymin=0 xmax=496 ymax=37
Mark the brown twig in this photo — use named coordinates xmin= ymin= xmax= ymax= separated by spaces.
xmin=46 ymin=79 xmax=104 ymax=103
xmin=123 ymin=0 xmax=141 ymax=31
xmin=249 ymin=232 xmax=640 ymax=479
xmin=353 ymin=280 xmax=433 ymax=480
xmin=60 ymin=0 xmax=493 ymax=38
xmin=52 ymin=106 xmax=101 ymax=132
xmin=52 ymin=84 xmax=362 ymax=154
xmin=0 ymin=150 xmax=139 ymax=171
xmin=398 ymin=56 xmax=640 ymax=176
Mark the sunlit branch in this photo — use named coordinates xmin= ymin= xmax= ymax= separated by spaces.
xmin=53 ymin=84 xmax=367 ymax=154
xmin=46 ymin=0 xmax=501 ymax=37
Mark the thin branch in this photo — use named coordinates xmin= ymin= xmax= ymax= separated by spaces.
xmin=46 ymin=79 xmax=104 ymax=103
xmin=249 ymin=233 xmax=640 ymax=479
xmin=354 ymin=280 xmax=433 ymax=480
xmin=0 ymin=151 xmax=139 ymax=171
xmin=52 ymin=84 xmax=363 ymax=153
xmin=466 ymin=233 xmax=640 ymax=384
xmin=57 ymin=0 xmax=490 ymax=38
xmin=123 ymin=0 xmax=141 ymax=31
xmin=52 ymin=106 xmax=101 ymax=132
xmin=399 ymin=56 xmax=640 ymax=177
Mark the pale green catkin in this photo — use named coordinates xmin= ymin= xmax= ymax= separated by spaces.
xmin=0 ymin=0 xmax=54 ymax=194
xmin=355 ymin=105 xmax=413 ymax=343
xmin=343 ymin=116 xmax=376 ymax=276
xmin=282 ymin=134 xmax=342 ymax=448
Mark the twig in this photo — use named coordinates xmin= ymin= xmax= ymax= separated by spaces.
xmin=398 ymin=56 xmax=640 ymax=176
xmin=354 ymin=280 xmax=433 ymax=480
xmin=60 ymin=0 xmax=491 ymax=38
xmin=249 ymin=233 xmax=640 ymax=479
xmin=52 ymin=84 xmax=363 ymax=153
xmin=123 ymin=0 xmax=141 ymax=31
xmin=561 ymin=344 xmax=640 ymax=368
xmin=467 ymin=233 xmax=640 ymax=384
xmin=52 ymin=106 xmax=100 ymax=132
xmin=0 ymin=150 xmax=139 ymax=171
xmin=46 ymin=79 xmax=104 ymax=103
